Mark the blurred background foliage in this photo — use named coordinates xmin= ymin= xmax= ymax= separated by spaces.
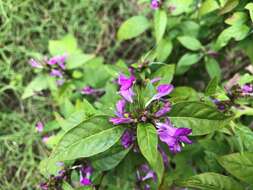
xmin=0 ymin=0 xmax=152 ymax=189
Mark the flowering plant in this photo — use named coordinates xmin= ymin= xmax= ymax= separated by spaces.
xmin=22 ymin=1 xmax=253 ymax=189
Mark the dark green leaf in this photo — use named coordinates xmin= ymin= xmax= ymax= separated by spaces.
xmin=91 ymin=144 xmax=130 ymax=171
xmin=169 ymin=102 xmax=230 ymax=135
xmin=218 ymin=152 xmax=253 ymax=185
xmin=176 ymin=172 xmax=244 ymax=190
xmin=51 ymin=116 xmax=124 ymax=161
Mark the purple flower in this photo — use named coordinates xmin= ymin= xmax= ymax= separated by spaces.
xmin=156 ymin=119 xmax=192 ymax=153
xmin=42 ymin=136 xmax=49 ymax=143
xmin=158 ymin=145 xmax=169 ymax=168
xmin=56 ymin=79 xmax=65 ymax=86
xmin=109 ymin=117 xmax=133 ymax=125
xmin=119 ymin=88 xmax=135 ymax=103
xmin=212 ymin=99 xmax=225 ymax=111
xmin=29 ymin=59 xmax=43 ymax=68
xmin=137 ymin=164 xmax=157 ymax=182
xmin=152 ymin=84 xmax=174 ymax=100
xmin=151 ymin=0 xmax=160 ymax=9
xmin=81 ymin=86 xmax=97 ymax=95
xmin=242 ymin=84 xmax=253 ymax=94
xmin=150 ymin=77 xmax=161 ymax=84
xmin=50 ymin=69 xmax=63 ymax=78
xmin=121 ymin=130 xmax=135 ymax=148
xmin=155 ymin=102 xmax=171 ymax=117
xmin=110 ymin=99 xmax=134 ymax=125
xmin=80 ymin=166 xmax=93 ymax=186
xmin=118 ymin=74 xmax=135 ymax=102
xmin=39 ymin=182 xmax=48 ymax=190
xmin=36 ymin=122 xmax=44 ymax=133
xmin=118 ymin=74 xmax=135 ymax=90
xmin=47 ymin=54 xmax=67 ymax=67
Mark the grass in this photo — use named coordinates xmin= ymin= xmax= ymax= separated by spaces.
xmin=0 ymin=0 xmax=152 ymax=189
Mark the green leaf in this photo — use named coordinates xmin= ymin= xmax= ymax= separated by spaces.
xmin=170 ymin=87 xmax=199 ymax=102
xmin=177 ymin=36 xmax=202 ymax=51
xmin=54 ymin=111 xmax=87 ymax=131
xmin=51 ymin=116 xmax=124 ymax=161
xmin=236 ymin=125 xmax=253 ymax=152
xmin=176 ymin=172 xmax=244 ymax=190
xmin=156 ymin=38 xmax=173 ymax=61
xmin=66 ymin=52 xmax=94 ymax=69
xmin=245 ymin=3 xmax=253 ymax=23
xmin=238 ymin=73 xmax=253 ymax=86
xmin=167 ymin=0 xmax=194 ymax=16
xmin=199 ymin=0 xmax=220 ymax=16
xmin=219 ymin=0 xmax=239 ymax=15
xmin=176 ymin=53 xmax=202 ymax=75
xmin=152 ymin=64 xmax=175 ymax=84
xmin=205 ymin=57 xmax=221 ymax=80
xmin=49 ymin=34 xmax=78 ymax=56
xmin=205 ymin=77 xmax=219 ymax=96
xmin=154 ymin=10 xmax=167 ymax=43
xmin=91 ymin=144 xmax=130 ymax=171
xmin=137 ymin=123 xmax=158 ymax=167
xmin=168 ymin=101 xmax=230 ymax=135
xmin=218 ymin=152 xmax=253 ymax=185
xmin=117 ymin=16 xmax=150 ymax=41
xmin=215 ymin=25 xmax=250 ymax=50
xmin=225 ymin=12 xmax=247 ymax=26
xmin=22 ymin=74 xmax=48 ymax=99
xmin=62 ymin=182 xmax=74 ymax=190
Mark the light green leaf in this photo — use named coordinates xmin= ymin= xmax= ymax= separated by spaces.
xmin=54 ymin=111 xmax=87 ymax=131
xmin=49 ymin=34 xmax=78 ymax=56
xmin=66 ymin=52 xmax=94 ymax=69
xmin=152 ymin=64 xmax=175 ymax=84
xmin=245 ymin=3 xmax=253 ymax=23
xmin=219 ymin=0 xmax=239 ymax=15
xmin=91 ymin=144 xmax=130 ymax=171
xmin=225 ymin=12 xmax=247 ymax=26
xmin=117 ymin=16 xmax=150 ymax=41
xmin=62 ymin=182 xmax=74 ymax=190
xmin=51 ymin=116 xmax=124 ymax=161
xmin=156 ymin=38 xmax=173 ymax=61
xmin=176 ymin=53 xmax=202 ymax=75
xmin=205 ymin=57 xmax=221 ymax=80
xmin=205 ymin=77 xmax=219 ymax=96
xmin=22 ymin=74 xmax=48 ymax=99
xmin=176 ymin=172 xmax=244 ymax=190
xmin=154 ymin=10 xmax=167 ymax=43
xmin=238 ymin=73 xmax=253 ymax=85
xmin=137 ymin=123 xmax=158 ymax=167
xmin=167 ymin=0 xmax=194 ymax=16
xmin=218 ymin=152 xmax=253 ymax=185
xmin=177 ymin=36 xmax=202 ymax=51
xmin=169 ymin=101 xmax=230 ymax=135
xmin=215 ymin=25 xmax=250 ymax=50
xmin=199 ymin=0 xmax=220 ymax=16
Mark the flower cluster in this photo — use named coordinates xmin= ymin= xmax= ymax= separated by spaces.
xmin=150 ymin=0 xmax=160 ymax=10
xmin=110 ymin=70 xmax=192 ymax=154
xmin=28 ymin=54 xmax=67 ymax=86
